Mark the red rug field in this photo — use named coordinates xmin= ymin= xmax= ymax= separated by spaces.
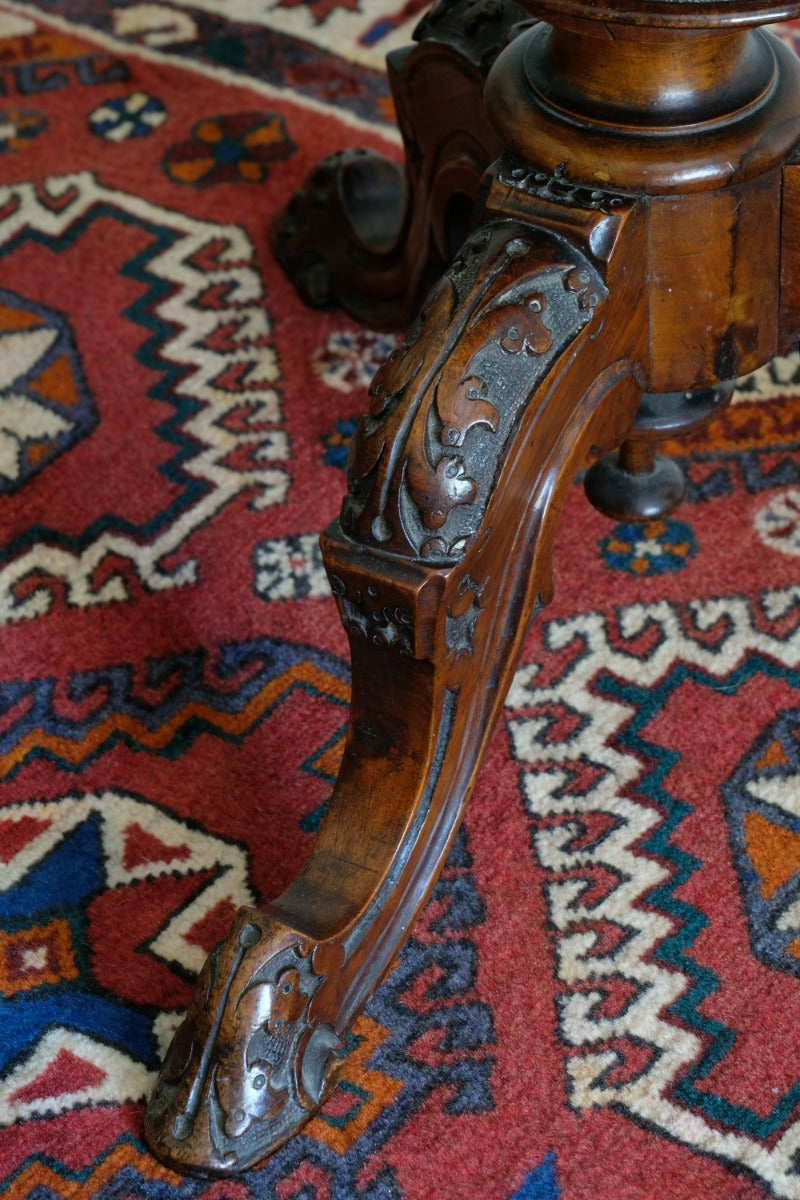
xmin=2 ymin=4 xmax=800 ymax=1197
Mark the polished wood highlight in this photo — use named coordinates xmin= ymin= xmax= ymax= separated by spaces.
xmin=145 ymin=0 xmax=800 ymax=1175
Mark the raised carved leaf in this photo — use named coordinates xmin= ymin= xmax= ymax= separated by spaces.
xmin=340 ymin=222 xmax=607 ymax=562
xmin=438 ymin=374 xmax=498 ymax=447
xmin=406 ymin=450 xmax=478 ymax=530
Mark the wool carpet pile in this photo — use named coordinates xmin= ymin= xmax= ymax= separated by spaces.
xmin=2 ymin=2 xmax=800 ymax=1197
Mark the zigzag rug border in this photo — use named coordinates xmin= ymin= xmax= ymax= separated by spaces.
xmin=0 ymin=0 xmax=402 ymax=141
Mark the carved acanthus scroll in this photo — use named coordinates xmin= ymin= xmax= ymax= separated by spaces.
xmin=145 ymin=912 xmax=344 ymax=1173
xmin=342 ymin=221 xmax=605 ymax=562
xmin=145 ymin=205 xmax=645 ymax=1176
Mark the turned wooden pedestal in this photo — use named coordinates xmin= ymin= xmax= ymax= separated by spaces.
xmin=145 ymin=0 xmax=800 ymax=1174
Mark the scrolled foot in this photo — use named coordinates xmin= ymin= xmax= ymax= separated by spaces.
xmin=272 ymin=0 xmax=532 ymax=326
xmin=148 ymin=190 xmax=647 ymax=1177
xmin=271 ymin=148 xmax=409 ymax=324
xmin=144 ymin=909 xmax=345 ymax=1176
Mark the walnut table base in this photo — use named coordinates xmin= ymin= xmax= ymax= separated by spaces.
xmin=145 ymin=0 xmax=800 ymax=1174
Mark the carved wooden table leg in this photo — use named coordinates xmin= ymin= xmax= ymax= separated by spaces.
xmin=146 ymin=0 xmax=800 ymax=1176
xmin=270 ymin=0 xmax=528 ymax=327
xmin=146 ymin=191 xmax=647 ymax=1175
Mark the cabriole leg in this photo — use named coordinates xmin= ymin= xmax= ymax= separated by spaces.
xmin=145 ymin=182 xmax=648 ymax=1175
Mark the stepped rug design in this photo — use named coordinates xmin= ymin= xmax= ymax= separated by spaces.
xmin=1 ymin=3 xmax=800 ymax=1197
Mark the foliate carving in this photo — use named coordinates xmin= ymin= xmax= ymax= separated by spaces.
xmin=413 ymin=0 xmax=531 ymax=70
xmin=329 ymin=574 xmax=414 ymax=654
xmin=497 ymin=158 xmax=626 ymax=215
xmin=340 ymin=221 xmax=605 ymax=564
xmin=446 ymin=573 xmax=486 ymax=657
xmin=145 ymin=913 xmax=344 ymax=1172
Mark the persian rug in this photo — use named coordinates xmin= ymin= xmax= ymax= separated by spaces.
xmin=2 ymin=3 xmax=800 ymax=1198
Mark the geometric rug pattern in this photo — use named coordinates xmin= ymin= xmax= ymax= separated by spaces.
xmin=512 ymin=584 xmax=800 ymax=1198
xmin=2 ymin=3 xmax=800 ymax=1198
xmin=0 ymin=171 xmax=288 ymax=621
